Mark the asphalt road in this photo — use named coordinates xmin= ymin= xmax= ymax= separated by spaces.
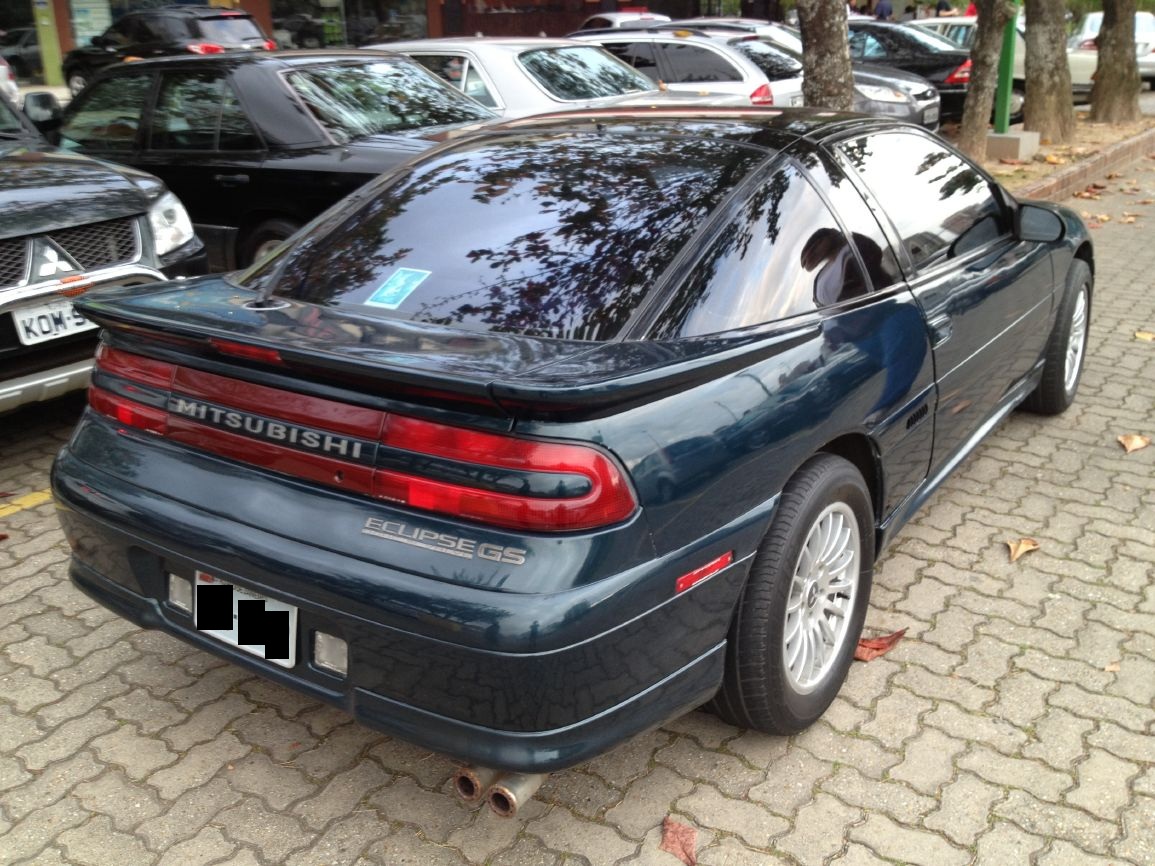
xmin=1 ymin=157 xmax=1154 ymax=865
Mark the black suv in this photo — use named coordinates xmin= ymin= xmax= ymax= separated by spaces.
xmin=62 ymin=6 xmax=272 ymax=94
xmin=1 ymin=92 xmax=205 ymax=413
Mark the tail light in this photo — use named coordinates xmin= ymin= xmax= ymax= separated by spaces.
xmin=944 ymin=59 xmax=971 ymax=85
xmin=263 ymin=39 xmax=277 ymax=51
xmin=188 ymin=43 xmax=225 ymax=55
xmin=88 ymin=347 xmax=637 ymax=533
xmin=750 ymin=83 xmax=774 ymax=105
xmin=1078 ymin=38 xmax=1098 ymax=50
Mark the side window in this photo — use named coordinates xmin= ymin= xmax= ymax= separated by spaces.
xmin=411 ymin=54 xmax=466 ymax=90
xmin=600 ymin=42 xmax=660 ymax=82
xmin=462 ymin=66 xmax=496 ymax=107
xmin=838 ymin=132 xmax=1008 ymax=271
xmin=848 ymin=31 xmax=885 ymax=60
xmin=151 ymin=72 xmax=260 ymax=151
xmin=59 ymin=75 xmax=151 ymax=151
xmin=658 ymin=43 xmax=743 ymax=83
xmin=652 ymin=163 xmax=869 ymax=338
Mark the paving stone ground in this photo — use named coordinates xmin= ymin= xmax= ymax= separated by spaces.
xmin=2 ymin=156 xmax=1155 ymax=866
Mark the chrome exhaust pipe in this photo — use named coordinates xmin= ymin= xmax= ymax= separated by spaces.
xmin=486 ymin=772 xmax=546 ymax=818
xmin=451 ymin=765 xmax=502 ymax=804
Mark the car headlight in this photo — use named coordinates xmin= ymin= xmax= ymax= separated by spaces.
xmin=855 ymin=84 xmax=911 ymax=104
xmin=148 ymin=192 xmax=195 ymax=256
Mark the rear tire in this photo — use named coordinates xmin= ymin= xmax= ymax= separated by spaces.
xmin=1022 ymin=260 xmax=1091 ymax=415
xmin=708 ymin=454 xmax=874 ymax=734
xmin=240 ymin=218 xmax=301 ymax=266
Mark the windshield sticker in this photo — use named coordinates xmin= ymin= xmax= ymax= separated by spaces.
xmin=365 ymin=268 xmax=431 ymax=309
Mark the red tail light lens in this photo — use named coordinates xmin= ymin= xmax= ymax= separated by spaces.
xmin=88 ymin=347 xmax=637 ymax=533
xmin=209 ymin=338 xmax=283 ymax=365
xmin=263 ymin=39 xmax=277 ymax=51
xmin=1079 ymin=39 xmax=1098 ymax=50
xmin=188 ymin=43 xmax=225 ymax=55
xmin=750 ymin=83 xmax=774 ymax=105
xmin=944 ymin=60 xmax=971 ymax=85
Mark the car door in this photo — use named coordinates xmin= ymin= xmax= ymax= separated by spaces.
xmin=134 ymin=68 xmax=267 ymax=271
xmin=835 ymin=130 xmax=1054 ymax=474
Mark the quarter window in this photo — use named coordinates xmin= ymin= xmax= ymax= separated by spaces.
xmin=838 ymin=132 xmax=1007 ymax=271
xmin=653 ymin=162 xmax=869 ymax=338
xmin=599 ymin=42 xmax=661 ymax=82
xmin=59 ymin=76 xmax=151 ymax=151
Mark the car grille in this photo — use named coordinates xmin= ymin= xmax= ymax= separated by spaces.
xmin=0 ymin=238 xmax=26 ymax=287
xmin=0 ymin=218 xmax=139 ymax=290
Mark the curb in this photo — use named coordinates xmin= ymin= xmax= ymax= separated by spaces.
xmin=1016 ymin=125 xmax=1155 ymax=201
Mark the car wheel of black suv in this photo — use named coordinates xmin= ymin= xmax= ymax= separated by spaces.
xmin=242 ymin=218 xmax=301 ymax=266
xmin=1022 ymin=260 xmax=1092 ymax=416
xmin=709 ymin=454 xmax=874 ymax=734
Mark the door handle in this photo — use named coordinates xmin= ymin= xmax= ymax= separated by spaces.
xmin=928 ymin=313 xmax=952 ymax=347
xmin=213 ymin=173 xmax=249 ymax=186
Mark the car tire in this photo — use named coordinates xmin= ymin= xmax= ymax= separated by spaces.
xmin=66 ymin=69 xmax=88 ymax=95
xmin=708 ymin=453 xmax=874 ymax=734
xmin=1022 ymin=260 xmax=1091 ymax=416
xmin=241 ymin=218 xmax=301 ymax=266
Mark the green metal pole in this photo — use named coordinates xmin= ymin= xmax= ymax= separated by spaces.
xmin=993 ymin=2 xmax=1020 ymax=134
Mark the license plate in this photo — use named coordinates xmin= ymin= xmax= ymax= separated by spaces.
xmin=194 ymin=571 xmax=298 ymax=668
xmin=923 ymin=105 xmax=940 ymax=125
xmin=14 ymin=298 xmax=98 ymax=346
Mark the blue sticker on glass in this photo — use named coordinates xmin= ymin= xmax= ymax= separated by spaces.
xmin=365 ymin=268 xmax=431 ymax=309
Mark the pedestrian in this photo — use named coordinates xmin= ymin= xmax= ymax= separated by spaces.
xmin=876 ymin=0 xmax=894 ymax=21
xmin=935 ymin=0 xmax=957 ymax=16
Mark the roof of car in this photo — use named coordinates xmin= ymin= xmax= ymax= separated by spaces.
xmin=123 ymin=5 xmax=256 ymax=17
xmin=100 ymin=48 xmax=407 ymax=72
xmin=373 ymin=37 xmax=593 ymax=52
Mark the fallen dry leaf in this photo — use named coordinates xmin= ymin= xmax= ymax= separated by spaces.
xmin=0 ymin=534 xmax=8 ymax=542
xmin=1094 ymin=213 xmax=1112 ymax=222
xmin=999 ymin=157 xmax=1027 ymax=165
xmin=1080 ymin=210 xmax=1094 ymax=219
xmin=1106 ymin=171 xmax=1122 ymax=179
xmin=1135 ymin=331 xmax=1155 ymax=341
xmin=660 ymin=817 xmax=697 ymax=866
xmin=1044 ymin=154 xmax=1067 ymax=165
xmin=1007 ymin=538 xmax=1041 ymax=563
xmin=855 ymin=628 xmax=908 ymax=662
xmin=1074 ymin=190 xmax=1101 ymax=200
xmin=1118 ymin=434 xmax=1151 ymax=454
xmin=1123 ymin=216 xmax=1138 ymax=224
xmin=1090 ymin=182 xmax=1108 ymax=190
xmin=1105 ymin=661 xmax=1121 ymax=672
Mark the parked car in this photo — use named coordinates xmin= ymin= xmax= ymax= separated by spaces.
xmin=378 ymin=37 xmax=747 ymax=119
xmin=0 ymin=90 xmax=204 ymax=414
xmin=848 ymin=20 xmax=973 ymax=119
xmin=570 ymin=27 xmax=805 ymax=106
xmin=575 ymin=11 xmax=671 ymax=31
xmin=0 ymin=56 xmax=17 ymax=104
xmin=911 ymin=15 xmax=1097 ymax=103
xmin=45 ymin=51 xmax=496 ymax=271
xmin=61 ymin=5 xmax=275 ymax=95
xmin=52 ymin=108 xmax=1092 ymax=802
xmin=0 ymin=27 xmax=40 ymax=79
xmin=1066 ymin=11 xmax=1155 ymax=88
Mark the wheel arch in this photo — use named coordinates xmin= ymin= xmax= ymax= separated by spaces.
xmin=1072 ymin=240 xmax=1094 ymax=282
xmin=816 ymin=432 xmax=883 ymax=535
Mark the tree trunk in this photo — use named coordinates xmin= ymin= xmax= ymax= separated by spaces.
xmin=956 ymin=0 xmax=1015 ymax=160
xmin=795 ymin=0 xmax=854 ymax=110
xmin=1023 ymin=0 xmax=1075 ymax=142
xmin=1090 ymin=0 xmax=1141 ymax=122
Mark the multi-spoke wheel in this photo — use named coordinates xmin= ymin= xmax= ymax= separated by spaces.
xmin=240 ymin=218 xmax=301 ymax=267
xmin=709 ymin=454 xmax=873 ymax=734
xmin=1023 ymin=260 xmax=1092 ymax=415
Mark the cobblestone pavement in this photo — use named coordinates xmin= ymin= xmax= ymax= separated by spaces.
xmin=2 ymin=163 xmax=1155 ymax=866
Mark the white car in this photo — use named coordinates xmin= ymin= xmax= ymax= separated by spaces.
xmin=375 ymin=37 xmax=747 ymax=119
xmin=1068 ymin=11 xmax=1155 ymax=87
xmin=575 ymin=11 xmax=672 ymax=31
xmin=0 ymin=57 xmax=17 ymax=105
xmin=570 ymin=28 xmax=805 ymax=108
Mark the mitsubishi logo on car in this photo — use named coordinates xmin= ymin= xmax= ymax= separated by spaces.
xmin=33 ymin=241 xmax=76 ymax=279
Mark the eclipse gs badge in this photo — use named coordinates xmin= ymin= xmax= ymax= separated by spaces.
xmin=362 ymin=517 xmax=527 ymax=565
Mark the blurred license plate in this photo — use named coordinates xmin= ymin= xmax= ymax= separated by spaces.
xmin=14 ymin=299 xmax=98 ymax=346
xmin=194 ymin=572 xmax=298 ymax=668
xmin=924 ymin=106 xmax=940 ymax=125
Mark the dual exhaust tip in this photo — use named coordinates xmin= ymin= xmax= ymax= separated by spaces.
xmin=452 ymin=766 xmax=546 ymax=818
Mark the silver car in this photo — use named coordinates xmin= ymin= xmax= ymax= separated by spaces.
xmin=371 ymin=37 xmax=747 ymax=119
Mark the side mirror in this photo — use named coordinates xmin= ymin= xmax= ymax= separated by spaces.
xmin=21 ymin=91 xmax=63 ymax=132
xmin=1015 ymin=203 xmax=1065 ymax=243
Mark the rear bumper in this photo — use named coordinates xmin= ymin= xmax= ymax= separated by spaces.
xmin=0 ymin=356 xmax=93 ymax=414
xmin=51 ymin=439 xmax=748 ymax=772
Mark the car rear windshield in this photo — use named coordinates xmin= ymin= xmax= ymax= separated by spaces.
xmin=285 ymin=61 xmax=494 ymax=142
xmin=518 ymin=46 xmax=655 ymax=100
xmin=247 ymin=132 xmax=770 ymax=341
xmin=195 ymin=15 xmax=265 ymax=44
xmin=731 ymin=40 xmax=803 ymax=80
